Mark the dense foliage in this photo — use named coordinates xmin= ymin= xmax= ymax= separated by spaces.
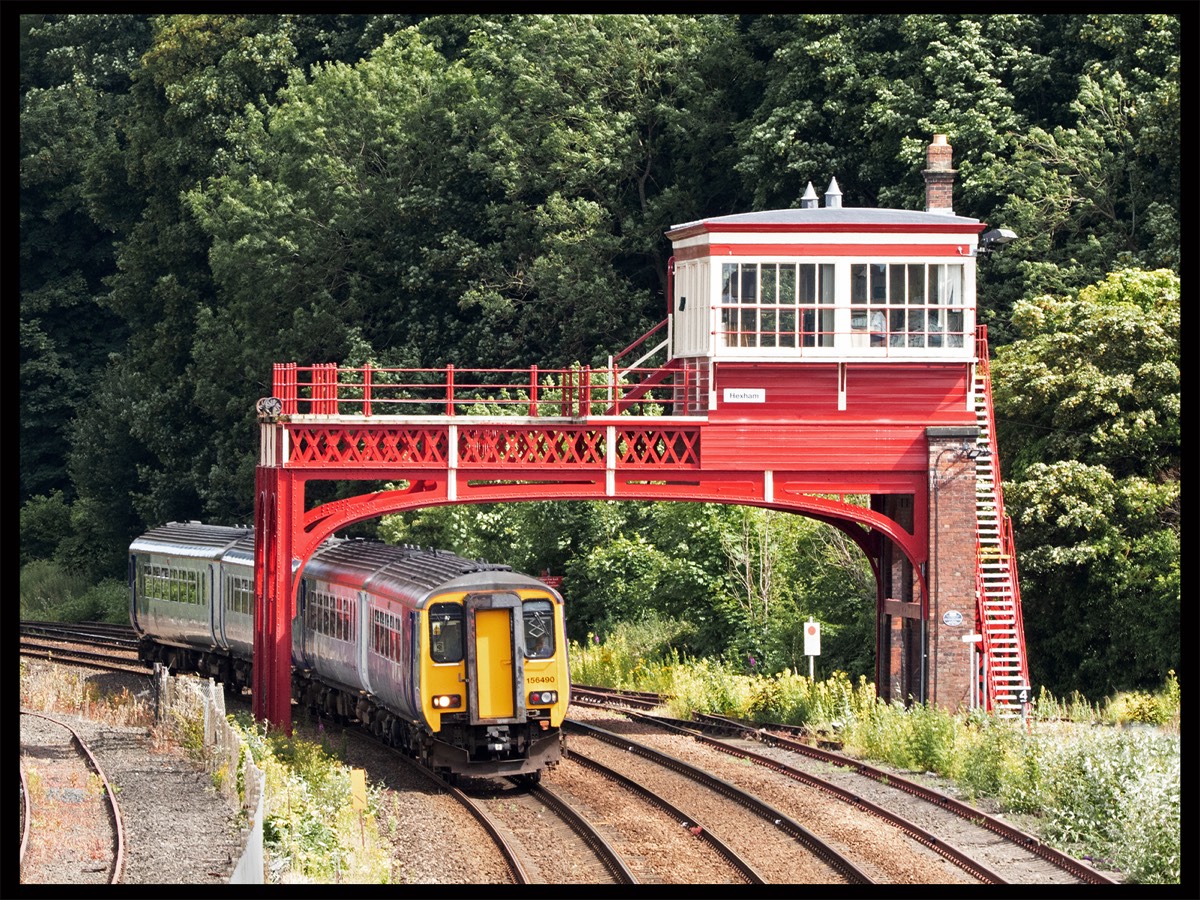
xmin=21 ymin=13 xmax=1179 ymax=700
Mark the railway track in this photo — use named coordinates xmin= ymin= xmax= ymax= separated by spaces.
xmin=19 ymin=621 xmax=149 ymax=674
xmin=20 ymin=635 xmax=1125 ymax=884
xmin=21 ymin=620 xmax=140 ymax=647
xmin=571 ymin=685 xmax=1122 ymax=885
xmin=20 ymin=710 xmax=126 ymax=885
xmin=563 ymin=721 xmax=870 ymax=883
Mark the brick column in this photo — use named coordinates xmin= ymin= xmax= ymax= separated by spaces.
xmin=926 ymin=426 xmax=980 ymax=712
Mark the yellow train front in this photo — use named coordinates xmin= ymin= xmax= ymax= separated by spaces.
xmin=298 ymin=539 xmax=569 ymax=783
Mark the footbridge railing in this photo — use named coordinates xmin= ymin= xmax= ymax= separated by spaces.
xmin=270 ymin=357 xmax=688 ymax=419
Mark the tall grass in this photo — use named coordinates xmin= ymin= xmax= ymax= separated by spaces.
xmin=231 ymin=713 xmax=391 ymax=884
xmin=571 ymin=635 xmax=1182 ymax=885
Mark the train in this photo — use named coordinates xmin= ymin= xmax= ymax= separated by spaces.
xmin=128 ymin=521 xmax=570 ymax=781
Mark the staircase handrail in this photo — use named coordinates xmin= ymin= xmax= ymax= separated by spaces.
xmin=610 ymin=319 xmax=671 ymax=380
xmin=973 ymin=325 xmax=1031 ymax=707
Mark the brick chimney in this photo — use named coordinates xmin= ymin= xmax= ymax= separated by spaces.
xmin=923 ymin=134 xmax=957 ymax=214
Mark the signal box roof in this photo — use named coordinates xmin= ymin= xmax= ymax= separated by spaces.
xmin=667 ymin=207 xmax=983 ymax=240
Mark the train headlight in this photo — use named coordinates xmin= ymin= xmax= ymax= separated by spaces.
xmin=528 ymin=690 xmax=558 ymax=705
xmin=432 ymin=694 xmax=461 ymax=709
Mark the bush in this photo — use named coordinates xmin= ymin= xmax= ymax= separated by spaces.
xmin=568 ymin=611 xmax=697 ymax=690
xmin=20 ymin=559 xmax=90 ymax=621
xmin=19 ymin=560 xmax=125 ymax=623
xmin=231 ymin=714 xmax=390 ymax=883
xmin=20 ymin=492 xmax=72 ymax=566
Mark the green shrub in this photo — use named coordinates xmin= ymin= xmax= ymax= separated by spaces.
xmin=19 ymin=560 xmax=126 ymax=624
xmin=1113 ymin=744 xmax=1181 ymax=884
xmin=1032 ymin=686 xmax=1102 ymax=723
xmin=231 ymin=713 xmax=389 ymax=883
xmin=1103 ymin=672 xmax=1180 ymax=728
xmin=20 ymin=559 xmax=91 ymax=621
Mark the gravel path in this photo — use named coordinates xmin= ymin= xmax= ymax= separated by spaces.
xmin=20 ymin=692 xmax=249 ymax=885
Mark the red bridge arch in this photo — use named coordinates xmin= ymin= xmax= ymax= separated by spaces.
xmin=253 ymin=135 xmax=1029 ymax=732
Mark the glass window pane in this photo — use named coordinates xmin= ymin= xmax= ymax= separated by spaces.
xmin=740 ymin=308 xmax=757 ymax=346
xmin=908 ymin=264 xmax=925 ymax=304
xmin=761 ymin=265 xmax=777 ymax=304
xmin=721 ymin=308 xmax=735 ymax=346
xmin=948 ymin=310 xmax=964 ymax=347
xmin=871 ymin=264 xmax=888 ymax=302
xmin=819 ymin=264 xmax=836 ymax=303
xmin=523 ymin=599 xmax=555 ymax=658
xmin=943 ymin=264 xmax=961 ymax=306
xmin=851 ymin=264 xmax=868 ymax=304
xmin=779 ymin=265 xmax=796 ymax=304
xmin=780 ymin=309 xmax=797 ymax=347
xmin=761 ymin=310 xmax=777 ymax=346
xmin=889 ymin=309 xmax=905 ymax=346
xmin=872 ymin=308 xmax=888 ymax=346
xmin=740 ymin=265 xmax=757 ymax=302
xmin=818 ymin=309 xmax=835 ymax=346
xmin=722 ymin=264 xmax=737 ymax=302
xmin=889 ymin=264 xmax=905 ymax=304
xmin=908 ymin=309 xmax=925 ymax=346
xmin=798 ymin=264 xmax=816 ymax=304
xmin=429 ymin=603 xmax=463 ymax=663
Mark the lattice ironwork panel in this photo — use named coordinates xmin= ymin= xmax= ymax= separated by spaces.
xmin=457 ymin=427 xmax=606 ymax=466
xmin=288 ymin=427 xmax=449 ymax=466
xmin=615 ymin=428 xmax=700 ymax=466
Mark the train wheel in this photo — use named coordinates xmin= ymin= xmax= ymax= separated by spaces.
xmin=519 ymin=770 xmax=542 ymax=787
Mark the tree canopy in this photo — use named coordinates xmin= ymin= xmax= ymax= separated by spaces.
xmin=20 ymin=12 xmax=1181 ymax=698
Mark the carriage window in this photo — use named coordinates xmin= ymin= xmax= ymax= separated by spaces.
xmin=428 ymin=603 xmax=464 ymax=663
xmin=225 ymin=574 xmax=253 ymax=617
xmin=373 ymin=609 xmax=402 ymax=662
xmin=523 ymin=599 xmax=555 ymax=659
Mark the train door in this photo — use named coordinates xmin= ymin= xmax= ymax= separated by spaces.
xmin=128 ymin=554 xmax=141 ymax=633
xmin=463 ymin=592 xmax=525 ymax=724
xmin=212 ymin=564 xmax=229 ymax=652
xmin=205 ymin=562 xmax=219 ymax=647
xmin=356 ymin=591 xmax=373 ymax=697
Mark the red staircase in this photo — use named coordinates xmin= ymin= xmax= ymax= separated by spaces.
xmin=972 ymin=328 xmax=1030 ymax=717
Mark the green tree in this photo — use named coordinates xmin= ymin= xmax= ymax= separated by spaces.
xmin=992 ymin=269 xmax=1179 ymax=696
xmin=20 ymin=13 xmax=152 ymax=503
xmin=737 ymin=14 xmax=1180 ymax=346
xmin=977 ymin=14 xmax=1180 ymax=342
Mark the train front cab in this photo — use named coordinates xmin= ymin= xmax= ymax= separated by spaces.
xmin=422 ymin=582 xmax=567 ymax=779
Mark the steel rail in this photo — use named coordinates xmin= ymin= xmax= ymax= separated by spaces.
xmin=565 ymin=748 xmax=768 ymax=884
xmin=743 ymin=719 xmax=1120 ymax=886
xmin=20 ymin=640 xmax=151 ymax=675
xmin=21 ymin=620 xmax=140 ymax=650
xmin=624 ymin=711 xmax=1008 ymax=884
xmin=519 ymin=779 xmax=638 ymax=884
xmin=365 ymin=732 xmax=529 ymax=884
xmin=578 ymin=694 xmax=1121 ymax=886
xmin=20 ymin=710 xmax=126 ymax=884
